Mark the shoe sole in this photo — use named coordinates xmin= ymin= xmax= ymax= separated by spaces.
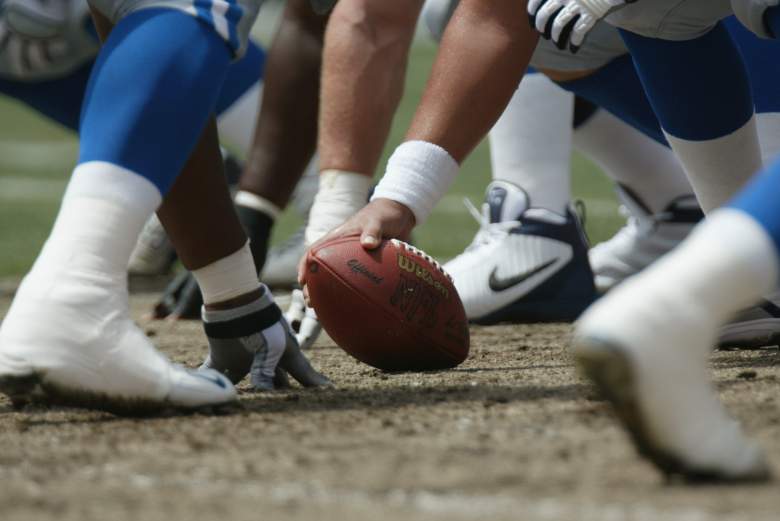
xmin=0 ymin=372 xmax=237 ymax=417
xmin=472 ymin=297 xmax=595 ymax=325
xmin=718 ymin=318 xmax=780 ymax=350
xmin=574 ymin=336 xmax=771 ymax=484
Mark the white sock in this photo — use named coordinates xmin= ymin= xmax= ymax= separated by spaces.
xmin=217 ymin=82 xmax=263 ymax=159
xmin=489 ymin=74 xmax=573 ymax=214
xmin=664 ymin=115 xmax=763 ymax=213
xmin=757 ymin=112 xmax=780 ymax=163
xmin=573 ymin=110 xmax=694 ymax=213
xmin=192 ymin=240 xmax=261 ymax=305
xmin=33 ymin=161 xmax=162 ymax=278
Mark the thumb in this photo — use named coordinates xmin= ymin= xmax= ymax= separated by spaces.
xmin=360 ymin=219 xmax=382 ymax=249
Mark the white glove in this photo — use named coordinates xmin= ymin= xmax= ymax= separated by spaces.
xmin=0 ymin=0 xmax=97 ymax=80
xmin=285 ymin=289 xmax=323 ymax=350
xmin=527 ymin=0 xmax=636 ymax=53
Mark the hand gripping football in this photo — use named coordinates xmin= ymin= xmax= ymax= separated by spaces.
xmin=305 ymin=235 xmax=469 ymax=371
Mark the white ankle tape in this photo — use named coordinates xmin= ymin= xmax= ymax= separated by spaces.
xmin=305 ymin=169 xmax=372 ymax=246
xmin=371 ymin=140 xmax=458 ymax=225
xmin=234 ymin=190 xmax=281 ymax=220
xmin=192 ymin=240 xmax=260 ymax=305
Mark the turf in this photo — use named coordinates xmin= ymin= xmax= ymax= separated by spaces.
xmin=0 ymin=40 xmax=622 ymax=278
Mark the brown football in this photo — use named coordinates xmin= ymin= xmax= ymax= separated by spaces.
xmin=305 ymin=235 xmax=470 ymax=371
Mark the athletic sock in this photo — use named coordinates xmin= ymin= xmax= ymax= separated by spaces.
xmin=489 ymin=72 xmax=573 ymax=214
xmin=234 ymin=191 xmax=279 ymax=272
xmin=573 ymin=110 xmax=694 ymax=213
xmin=201 ymin=285 xmax=285 ymax=387
xmin=33 ymin=162 xmax=161 ymax=280
xmin=619 ymin=24 xmax=762 ymax=212
xmin=191 ymin=241 xmax=260 ymax=305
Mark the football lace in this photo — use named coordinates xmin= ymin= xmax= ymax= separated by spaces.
xmin=390 ymin=239 xmax=452 ymax=281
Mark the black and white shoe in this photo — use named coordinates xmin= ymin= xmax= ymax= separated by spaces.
xmin=589 ymin=185 xmax=703 ymax=294
xmin=444 ymin=181 xmax=595 ymax=324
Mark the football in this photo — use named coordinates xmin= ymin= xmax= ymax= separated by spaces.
xmin=305 ymin=235 xmax=470 ymax=371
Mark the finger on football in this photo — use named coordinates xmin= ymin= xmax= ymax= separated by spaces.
xmin=360 ymin=219 xmax=382 ymax=249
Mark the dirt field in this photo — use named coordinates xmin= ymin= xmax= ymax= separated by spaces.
xmin=1 ymin=286 xmax=780 ymax=521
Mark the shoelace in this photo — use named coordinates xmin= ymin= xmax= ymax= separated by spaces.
xmin=458 ymin=198 xmax=520 ymax=254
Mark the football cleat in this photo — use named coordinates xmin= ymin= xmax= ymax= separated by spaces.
xmin=444 ymin=180 xmax=595 ymax=324
xmin=0 ymin=268 xmax=236 ymax=414
xmin=261 ymin=226 xmax=305 ymax=289
xmin=128 ymin=151 xmax=243 ymax=277
xmin=573 ymin=272 xmax=770 ymax=483
xmin=589 ymin=185 xmax=703 ymax=294
xmin=719 ymin=293 xmax=780 ymax=349
xmin=128 ymin=212 xmax=177 ymax=276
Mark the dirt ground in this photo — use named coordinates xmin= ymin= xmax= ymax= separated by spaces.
xmin=1 ymin=286 xmax=780 ymax=521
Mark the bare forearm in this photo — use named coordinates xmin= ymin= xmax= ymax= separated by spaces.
xmin=319 ymin=0 xmax=423 ymax=175
xmin=406 ymin=0 xmax=537 ymax=163
xmin=238 ymin=0 xmax=328 ymax=207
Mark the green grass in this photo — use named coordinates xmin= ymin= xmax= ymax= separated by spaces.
xmin=0 ymin=40 xmax=622 ymax=278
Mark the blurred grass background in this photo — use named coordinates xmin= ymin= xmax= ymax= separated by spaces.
xmin=0 ymin=35 xmax=623 ymax=279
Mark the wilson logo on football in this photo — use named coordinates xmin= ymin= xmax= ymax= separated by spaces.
xmin=397 ymin=254 xmax=450 ymax=298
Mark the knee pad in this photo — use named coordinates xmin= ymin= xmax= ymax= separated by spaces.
xmin=732 ymin=0 xmax=780 ymax=39
xmin=421 ymin=0 xmax=459 ymax=42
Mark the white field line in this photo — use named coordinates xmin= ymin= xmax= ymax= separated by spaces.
xmin=75 ymin=472 xmax=770 ymax=521
xmin=0 ymin=176 xmax=67 ymax=202
xmin=0 ymin=140 xmax=77 ymax=172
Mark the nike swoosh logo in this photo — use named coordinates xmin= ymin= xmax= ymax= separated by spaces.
xmin=488 ymin=258 xmax=559 ymax=292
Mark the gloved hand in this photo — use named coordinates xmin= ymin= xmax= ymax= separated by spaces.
xmin=527 ymin=0 xmax=636 ymax=53
xmin=202 ymin=310 xmax=331 ymax=391
xmin=0 ymin=0 xmax=97 ymax=80
xmin=285 ymin=289 xmax=323 ymax=350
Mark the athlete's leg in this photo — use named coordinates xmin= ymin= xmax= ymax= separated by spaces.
xmin=573 ymin=154 xmax=780 ymax=481
xmin=619 ymin=24 xmax=761 ymax=212
xmin=305 ymin=0 xmax=421 ymax=245
xmin=0 ymin=7 xmax=243 ymax=411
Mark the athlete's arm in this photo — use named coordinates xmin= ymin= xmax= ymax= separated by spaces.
xmin=238 ymin=0 xmax=328 ymax=209
xmin=318 ymin=0 xmax=423 ymax=177
xmin=299 ymin=0 xmax=538 ymax=287
xmin=304 ymin=0 xmax=425 ymax=246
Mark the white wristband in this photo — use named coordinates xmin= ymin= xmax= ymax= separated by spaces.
xmin=305 ymin=169 xmax=372 ymax=246
xmin=371 ymin=140 xmax=458 ymax=225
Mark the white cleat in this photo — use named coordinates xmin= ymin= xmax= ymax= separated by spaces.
xmin=128 ymin=213 xmax=177 ymax=276
xmin=444 ymin=181 xmax=595 ymax=324
xmin=261 ymin=227 xmax=305 ymax=289
xmin=589 ymin=186 xmax=702 ymax=293
xmin=0 ymin=269 xmax=236 ymax=414
xmin=573 ymin=278 xmax=770 ymax=482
